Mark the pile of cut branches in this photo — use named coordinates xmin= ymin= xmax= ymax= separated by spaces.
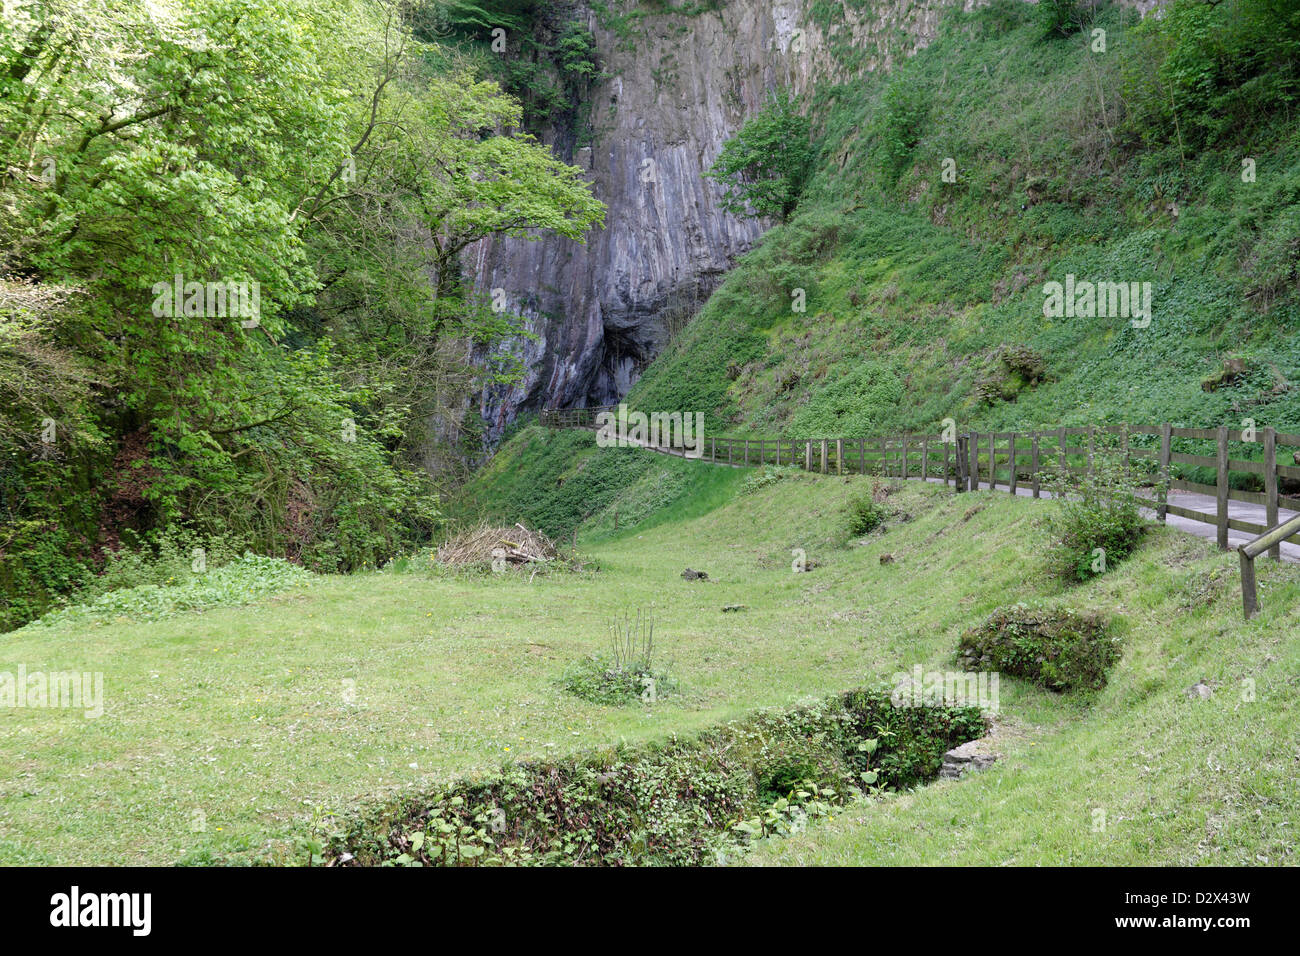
xmin=436 ymin=522 xmax=559 ymax=568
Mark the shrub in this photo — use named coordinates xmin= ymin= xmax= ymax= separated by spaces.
xmin=957 ymin=603 xmax=1119 ymax=691
xmin=740 ymin=466 xmax=800 ymax=495
xmin=1036 ymin=0 xmax=1090 ymax=38
xmin=1044 ymin=451 xmax=1146 ymax=582
xmin=848 ymin=496 xmax=886 ymax=536
xmin=327 ymin=688 xmax=986 ymax=866
xmin=706 ymin=87 xmax=814 ymax=222
xmin=558 ymin=610 xmax=676 ymax=705
xmin=975 ymin=344 xmax=1047 ymax=405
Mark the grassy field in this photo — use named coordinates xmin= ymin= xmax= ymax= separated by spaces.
xmin=3 ymin=451 xmax=1298 ymax=865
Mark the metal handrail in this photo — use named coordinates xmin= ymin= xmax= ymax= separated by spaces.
xmin=1239 ymin=511 xmax=1300 ymax=618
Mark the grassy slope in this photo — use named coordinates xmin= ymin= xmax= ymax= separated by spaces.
xmin=463 ymin=4 xmax=1300 ymax=540
xmin=627 ymin=2 xmax=1300 ymax=440
xmin=4 ymin=459 xmax=1299 ymax=864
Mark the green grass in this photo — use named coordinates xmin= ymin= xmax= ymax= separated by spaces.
xmin=624 ymin=1 xmax=1300 ymax=441
xmin=4 ymin=458 xmax=1298 ymax=865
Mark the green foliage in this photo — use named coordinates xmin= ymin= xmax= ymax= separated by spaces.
xmin=975 ymin=345 xmax=1048 ymax=405
xmin=957 ymin=603 xmax=1119 ymax=692
xmin=848 ymin=496 xmax=886 ymax=536
xmin=1122 ymin=0 xmax=1300 ymax=150
xmin=0 ymin=0 xmax=605 ymax=625
xmin=872 ymin=76 xmax=931 ymax=178
xmin=455 ymin=427 xmax=661 ymax=536
xmin=1045 ymin=452 xmax=1146 ymax=583
xmin=329 ymin=688 xmax=986 ymax=866
xmin=740 ymin=466 xmax=799 ymax=495
xmin=1035 ymin=0 xmax=1089 ymax=38
xmin=788 ymin=362 xmax=904 ymax=438
xmin=558 ymin=656 xmax=677 ymax=705
xmin=19 ymin=553 xmax=313 ymax=632
xmin=0 ymin=519 xmax=95 ymax=633
xmin=707 ymin=88 xmax=814 ymax=222
xmin=417 ymin=2 xmax=602 ymax=137
xmin=559 ymin=608 xmax=676 ymax=705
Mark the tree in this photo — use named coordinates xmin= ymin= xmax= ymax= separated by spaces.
xmin=0 ymin=0 xmax=606 ymax=613
xmin=706 ymin=88 xmax=813 ymax=223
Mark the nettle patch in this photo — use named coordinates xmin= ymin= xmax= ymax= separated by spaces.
xmin=324 ymin=689 xmax=986 ymax=867
xmin=958 ymin=603 xmax=1119 ymax=692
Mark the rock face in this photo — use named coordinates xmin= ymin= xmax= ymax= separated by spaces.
xmin=470 ymin=0 xmax=981 ymax=443
xmin=468 ymin=0 xmax=1166 ymax=444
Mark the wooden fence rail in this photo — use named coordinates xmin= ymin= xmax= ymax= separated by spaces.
xmin=540 ymin=406 xmax=1300 ymax=610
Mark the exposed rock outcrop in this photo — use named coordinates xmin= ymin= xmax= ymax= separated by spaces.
xmin=468 ymin=0 xmax=1166 ymax=445
xmin=470 ymin=0 xmax=982 ymax=443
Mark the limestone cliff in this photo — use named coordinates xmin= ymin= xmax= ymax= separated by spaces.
xmin=469 ymin=0 xmax=1157 ymax=443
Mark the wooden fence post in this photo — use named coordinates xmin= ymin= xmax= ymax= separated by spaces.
xmin=921 ymin=438 xmax=929 ymax=482
xmin=1216 ymin=425 xmax=1229 ymax=550
xmin=820 ymin=439 xmax=829 ymax=474
xmin=1240 ymin=549 xmax=1259 ymax=619
xmin=1009 ymin=433 xmax=1018 ymax=495
xmin=1087 ymin=425 xmax=1095 ymax=476
xmin=805 ymin=441 xmax=812 ymax=472
xmin=1031 ymin=435 xmax=1040 ymax=498
xmin=901 ymin=435 xmax=909 ymax=480
xmin=836 ymin=439 xmax=844 ymax=476
xmin=1265 ymin=426 xmax=1279 ymax=560
xmin=969 ymin=432 xmax=979 ymax=491
xmin=1158 ymin=423 xmax=1172 ymax=523
xmin=943 ymin=440 xmax=950 ymax=487
xmin=956 ymin=436 xmax=968 ymax=491
xmin=859 ymin=438 xmax=866 ymax=475
xmin=1058 ymin=426 xmax=1067 ymax=479
xmin=710 ymin=436 xmax=716 ymax=462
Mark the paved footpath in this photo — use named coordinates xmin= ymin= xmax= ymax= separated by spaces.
xmin=619 ymin=435 xmax=1300 ymax=563
xmin=964 ymin=477 xmax=1300 ymax=563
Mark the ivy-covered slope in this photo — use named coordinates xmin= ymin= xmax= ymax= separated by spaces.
xmin=630 ymin=0 xmax=1300 ymax=438
xmin=464 ymin=0 xmax=1300 ymax=536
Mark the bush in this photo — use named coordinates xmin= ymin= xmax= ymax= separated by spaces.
xmin=327 ymin=688 xmax=986 ymax=866
xmin=558 ymin=610 xmax=675 ymax=705
xmin=558 ymin=656 xmax=677 ymax=706
xmin=848 ymin=496 xmax=886 ymax=536
xmin=706 ymin=87 xmax=814 ymax=222
xmin=958 ymin=603 xmax=1119 ymax=691
xmin=740 ymin=466 xmax=800 ymax=495
xmin=85 ymin=527 xmax=247 ymax=598
xmin=1045 ymin=452 xmax=1146 ymax=582
xmin=974 ymin=344 xmax=1047 ymax=405
xmin=1036 ymin=0 xmax=1094 ymax=38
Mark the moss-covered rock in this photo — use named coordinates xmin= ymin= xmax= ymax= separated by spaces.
xmin=957 ymin=603 xmax=1119 ymax=692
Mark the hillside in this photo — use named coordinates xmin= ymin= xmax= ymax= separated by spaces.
xmin=628 ymin=0 xmax=1300 ymax=439
xmin=461 ymin=0 xmax=1300 ymax=537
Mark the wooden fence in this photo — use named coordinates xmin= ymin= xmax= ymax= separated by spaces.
xmin=540 ymin=406 xmax=1300 ymax=596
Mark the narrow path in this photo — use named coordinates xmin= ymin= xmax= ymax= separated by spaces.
xmin=611 ymin=434 xmax=1300 ymax=563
